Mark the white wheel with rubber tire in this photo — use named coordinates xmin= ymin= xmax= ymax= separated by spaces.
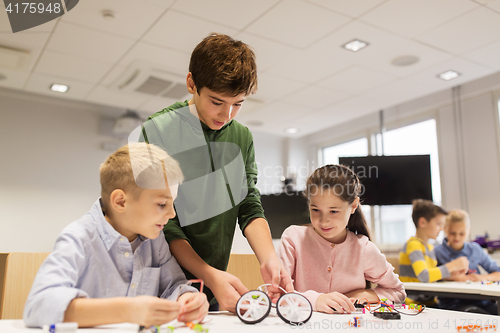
xmin=276 ymin=292 xmax=313 ymax=325
xmin=236 ymin=290 xmax=272 ymax=324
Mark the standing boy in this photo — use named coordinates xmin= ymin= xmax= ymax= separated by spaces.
xmin=399 ymin=199 xmax=469 ymax=304
xmin=24 ymin=143 xmax=208 ymax=328
xmin=141 ymin=33 xmax=292 ymax=312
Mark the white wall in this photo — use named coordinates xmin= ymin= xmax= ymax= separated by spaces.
xmin=0 ymin=89 xmax=112 ymax=252
xmin=285 ymin=137 xmax=313 ymax=191
xmin=0 ymin=88 xmax=285 ymax=254
xmin=253 ymin=131 xmax=285 ymax=195
xmin=438 ymin=92 xmax=500 ymax=239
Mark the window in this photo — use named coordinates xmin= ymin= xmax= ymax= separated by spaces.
xmin=374 ymin=119 xmax=441 ymax=247
xmin=321 ymin=119 xmax=442 ymax=248
xmin=323 ymin=138 xmax=368 ymax=165
xmin=498 ymin=97 xmax=500 ymax=126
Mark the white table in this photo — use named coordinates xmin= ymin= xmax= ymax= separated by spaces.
xmin=1 ymin=309 xmax=498 ymax=333
xmin=403 ymin=281 xmax=500 ymax=314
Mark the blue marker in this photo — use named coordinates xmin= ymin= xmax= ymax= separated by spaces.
xmin=42 ymin=323 xmax=78 ymax=333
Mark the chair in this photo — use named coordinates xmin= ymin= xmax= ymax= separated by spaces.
xmin=386 ymin=256 xmax=400 ymax=275
xmin=226 ymin=254 xmax=264 ymax=291
xmin=0 ymin=252 xmax=50 ymax=319
xmin=459 ymin=305 xmax=490 ymax=314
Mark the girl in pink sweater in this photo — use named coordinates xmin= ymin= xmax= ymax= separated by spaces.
xmin=278 ymin=165 xmax=405 ymax=314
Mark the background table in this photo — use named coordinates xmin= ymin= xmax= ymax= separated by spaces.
xmin=1 ymin=308 xmax=498 ymax=333
xmin=403 ymin=281 xmax=500 ymax=314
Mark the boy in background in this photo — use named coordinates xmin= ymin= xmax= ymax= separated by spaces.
xmin=24 ymin=143 xmax=208 ymax=328
xmin=434 ymin=209 xmax=499 ymax=314
xmin=399 ymin=199 xmax=469 ymax=304
xmin=141 ymin=33 xmax=293 ymax=312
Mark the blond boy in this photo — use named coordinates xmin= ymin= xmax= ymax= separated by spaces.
xmin=434 ymin=209 xmax=499 ymax=314
xmin=24 ymin=143 xmax=208 ymax=328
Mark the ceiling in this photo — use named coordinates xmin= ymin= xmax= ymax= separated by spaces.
xmin=1 ymin=0 xmax=500 ymax=138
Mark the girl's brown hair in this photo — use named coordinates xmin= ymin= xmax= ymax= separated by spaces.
xmin=304 ymin=164 xmax=371 ymax=240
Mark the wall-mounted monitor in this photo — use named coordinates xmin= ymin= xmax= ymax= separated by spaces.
xmin=260 ymin=191 xmax=309 ymax=239
xmin=338 ymin=155 xmax=432 ymax=206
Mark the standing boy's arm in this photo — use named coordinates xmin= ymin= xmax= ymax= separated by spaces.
xmin=244 ymin=217 xmax=294 ymax=299
xmin=156 ymin=236 xmax=198 ymax=301
xmin=168 ymin=239 xmax=248 ymax=313
xmin=155 ymin=235 xmax=209 ymax=323
xmin=237 ymin=134 xmax=293 ymax=297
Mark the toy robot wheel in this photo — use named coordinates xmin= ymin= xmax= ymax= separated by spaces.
xmin=276 ymin=292 xmax=313 ymax=325
xmin=236 ymin=290 xmax=272 ymax=324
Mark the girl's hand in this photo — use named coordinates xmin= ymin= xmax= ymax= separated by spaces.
xmin=177 ymin=292 xmax=209 ymax=323
xmin=316 ymin=292 xmax=356 ymax=314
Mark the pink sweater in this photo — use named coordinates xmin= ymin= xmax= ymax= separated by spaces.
xmin=278 ymin=225 xmax=406 ymax=310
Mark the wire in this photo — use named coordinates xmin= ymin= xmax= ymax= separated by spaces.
xmin=368 ymin=302 xmax=425 ymax=316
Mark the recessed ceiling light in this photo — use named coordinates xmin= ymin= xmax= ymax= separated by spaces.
xmin=438 ymin=70 xmax=460 ymax=81
xmin=50 ymin=83 xmax=69 ymax=93
xmin=102 ymin=10 xmax=115 ymax=20
xmin=285 ymin=127 xmax=299 ymax=134
xmin=342 ymin=39 xmax=369 ymax=52
xmin=391 ymin=55 xmax=420 ymax=67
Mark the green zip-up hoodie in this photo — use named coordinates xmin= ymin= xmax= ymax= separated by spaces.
xmin=141 ymin=101 xmax=266 ymax=303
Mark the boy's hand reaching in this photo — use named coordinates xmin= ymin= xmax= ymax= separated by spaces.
xmin=207 ymin=270 xmax=249 ymax=313
xmin=260 ymin=256 xmax=294 ymax=303
xmin=127 ymin=296 xmax=180 ymax=327
xmin=464 ymin=273 xmax=485 ymax=282
xmin=445 ymin=256 xmax=469 ymax=275
xmin=316 ymin=292 xmax=356 ymax=314
xmin=177 ymin=292 xmax=209 ymax=323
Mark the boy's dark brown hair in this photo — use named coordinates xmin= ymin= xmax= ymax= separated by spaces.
xmin=411 ymin=199 xmax=447 ymax=228
xmin=189 ymin=33 xmax=257 ymax=97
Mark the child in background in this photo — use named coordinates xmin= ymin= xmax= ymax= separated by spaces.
xmin=434 ymin=209 xmax=500 ymax=314
xmin=24 ymin=143 xmax=209 ymax=328
xmin=399 ymin=200 xmax=469 ymax=305
xmin=278 ymin=165 xmax=405 ymax=314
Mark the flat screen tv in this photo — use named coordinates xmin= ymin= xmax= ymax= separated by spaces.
xmin=260 ymin=191 xmax=309 ymax=238
xmin=338 ymin=155 xmax=432 ymax=206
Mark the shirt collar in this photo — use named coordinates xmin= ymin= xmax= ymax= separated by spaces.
xmin=90 ymin=199 xmax=153 ymax=251
xmin=307 ymin=224 xmax=352 ymax=247
xmin=410 ymin=236 xmax=433 ymax=252
xmin=90 ymin=199 xmax=122 ymax=251
xmin=442 ymin=237 xmax=467 ymax=253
